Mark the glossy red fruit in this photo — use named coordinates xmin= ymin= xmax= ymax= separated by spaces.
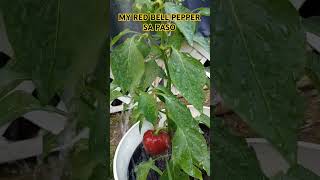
xmin=143 ymin=130 xmax=171 ymax=156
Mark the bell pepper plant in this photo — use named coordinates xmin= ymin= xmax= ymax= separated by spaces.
xmin=111 ymin=0 xmax=210 ymax=179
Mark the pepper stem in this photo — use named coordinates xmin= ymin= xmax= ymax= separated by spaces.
xmin=154 ymin=127 xmax=167 ymax=135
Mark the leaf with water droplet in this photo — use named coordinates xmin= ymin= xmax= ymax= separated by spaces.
xmin=111 ymin=37 xmax=145 ymax=92
xmin=138 ymin=92 xmax=158 ymax=125
xmin=160 ymin=92 xmax=209 ymax=177
xmin=168 ymin=48 xmax=206 ymax=111
xmin=164 ymin=2 xmax=196 ymax=46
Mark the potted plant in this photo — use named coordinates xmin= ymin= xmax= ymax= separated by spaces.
xmin=111 ymin=0 xmax=210 ymax=179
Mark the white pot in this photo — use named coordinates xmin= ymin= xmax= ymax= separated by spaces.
xmin=113 ymin=106 xmax=210 ymax=180
xmin=113 ymin=106 xmax=320 ymax=179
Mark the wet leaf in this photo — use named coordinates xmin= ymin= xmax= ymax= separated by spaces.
xmin=164 ymin=2 xmax=196 ymax=46
xmin=213 ymin=0 xmax=305 ymax=164
xmin=138 ymin=92 xmax=158 ymax=125
xmin=161 ymin=93 xmax=209 ymax=177
xmin=168 ymin=30 xmax=184 ymax=50
xmin=193 ymin=33 xmax=210 ymax=53
xmin=111 ymin=37 xmax=145 ymax=92
xmin=168 ymin=48 xmax=206 ymax=111
xmin=172 ymin=128 xmax=206 ymax=179
xmin=140 ymin=60 xmax=164 ymax=90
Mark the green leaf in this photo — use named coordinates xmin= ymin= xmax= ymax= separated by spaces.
xmin=160 ymin=160 xmax=189 ymax=180
xmin=168 ymin=30 xmax=184 ymax=50
xmin=0 ymin=91 xmax=40 ymax=127
xmin=172 ymin=128 xmax=205 ymax=179
xmin=302 ymin=17 xmax=320 ymax=37
xmin=193 ymin=33 xmax=210 ymax=53
xmin=111 ymin=37 xmax=145 ymax=92
xmin=1 ymin=0 xmax=108 ymax=104
xmin=213 ymin=119 xmax=268 ymax=180
xmin=272 ymin=165 xmax=320 ymax=180
xmin=195 ymin=7 xmax=210 ymax=16
xmin=136 ymin=36 xmax=151 ymax=58
xmin=195 ymin=114 xmax=210 ymax=127
xmin=140 ymin=60 xmax=164 ymax=90
xmin=138 ymin=92 xmax=158 ymax=125
xmin=213 ymin=0 xmax=306 ymax=164
xmin=168 ymin=47 xmax=206 ymax=111
xmin=111 ymin=28 xmax=136 ymax=47
xmin=135 ymin=158 xmax=162 ymax=180
xmin=0 ymin=0 xmax=69 ymax=104
xmin=164 ymin=2 xmax=196 ymax=46
xmin=161 ymin=93 xmax=209 ymax=177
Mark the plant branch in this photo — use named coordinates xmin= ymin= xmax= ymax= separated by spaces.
xmin=163 ymin=53 xmax=171 ymax=89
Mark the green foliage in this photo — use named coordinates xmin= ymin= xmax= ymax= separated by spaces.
xmin=160 ymin=160 xmax=189 ymax=180
xmin=111 ymin=37 xmax=145 ymax=93
xmin=213 ymin=0 xmax=305 ymax=164
xmin=195 ymin=114 xmax=210 ymax=128
xmin=161 ymin=91 xmax=210 ymax=177
xmin=168 ymin=48 xmax=206 ymax=111
xmin=0 ymin=0 xmax=108 ymax=179
xmin=164 ymin=2 xmax=196 ymax=46
xmin=135 ymin=158 xmax=163 ymax=180
xmin=138 ymin=92 xmax=158 ymax=125
xmin=111 ymin=0 xmax=210 ymax=179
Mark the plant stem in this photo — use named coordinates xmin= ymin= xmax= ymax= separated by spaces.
xmin=163 ymin=54 xmax=171 ymax=89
